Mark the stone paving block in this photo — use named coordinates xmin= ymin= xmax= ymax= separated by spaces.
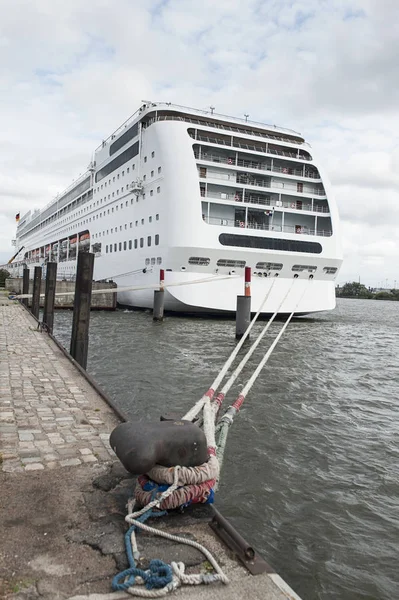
xmin=24 ymin=463 xmax=45 ymax=471
xmin=60 ymin=458 xmax=82 ymax=467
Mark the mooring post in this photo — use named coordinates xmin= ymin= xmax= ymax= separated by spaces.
xmin=31 ymin=266 xmax=42 ymax=319
xmin=236 ymin=267 xmax=251 ymax=339
xmin=22 ymin=267 xmax=30 ymax=308
xmin=70 ymin=252 xmax=94 ymax=370
xmin=153 ymin=268 xmax=165 ymax=321
xmin=43 ymin=262 xmax=57 ymax=334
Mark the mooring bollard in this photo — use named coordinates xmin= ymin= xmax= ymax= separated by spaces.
xmin=153 ymin=268 xmax=165 ymax=321
xmin=70 ymin=252 xmax=94 ymax=370
xmin=31 ymin=266 xmax=42 ymax=320
xmin=22 ymin=267 xmax=29 ymax=308
xmin=236 ymin=267 xmax=251 ymax=339
xmin=43 ymin=262 xmax=57 ymax=334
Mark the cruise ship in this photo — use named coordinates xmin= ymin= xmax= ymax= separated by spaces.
xmin=7 ymin=102 xmax=342 ymax=314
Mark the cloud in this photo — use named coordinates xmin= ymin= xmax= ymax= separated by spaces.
xmin=0 ymin=0 xmax=398 ymax=286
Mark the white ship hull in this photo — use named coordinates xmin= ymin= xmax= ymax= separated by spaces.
xmin=8 ymin=102 xmax=343 ymax=315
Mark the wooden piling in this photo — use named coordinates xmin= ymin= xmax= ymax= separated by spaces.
xmin=22 ymin=267 xmax=29 ymax=308
xmin=70 ymin=252 xmax=94 ymax=370
xmin=43 ymin=262 xmax=57 ymax=333
xmin=31 ymin=266 xmax=42 ymax=319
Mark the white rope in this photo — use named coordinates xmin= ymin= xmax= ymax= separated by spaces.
xmin=123 ymin=466 xmax=228 ymax=597
xmin=14 ymin=273 xmax=240 ymax=300
xmin=239 ymin=279 xmax=311 ymax=399
xmin=215 ymin=278 xmax=313 ymax=487
xmin=183 ymin=276 xmax=277 ymax=422
xmin=211 ymin=277 xmax=297 ymax=419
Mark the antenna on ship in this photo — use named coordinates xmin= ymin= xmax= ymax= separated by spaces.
xmin=244 ymin=114 xmax=249 ymax=122
xmin=210 ymin=106 xmax=215 ymax=114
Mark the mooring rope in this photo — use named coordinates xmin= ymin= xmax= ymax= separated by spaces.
xmin=215 ymin=277 xmax=313 ymax=486
xmin=112 ymin=466 xmax=228 ymax=597
xmin=211 ymin=277 xmax=297 ymax=419
xmin=14 ymin=273 xmax=240 ymax=300
xmin=182 ymin=276 xmax=278 ymax=422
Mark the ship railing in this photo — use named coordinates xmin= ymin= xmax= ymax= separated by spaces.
xmin=146 ymin=113 xmax=307 ymax=146
xmin=201 ymin=172 xmax=326 ymax=197
xmin=203 ymin=215 xmax=332 ymax=236
xmin=193 ymin=152 xmax=320 ymax=179
xmin=202 ymin=191 xmax=330 ymax=213
xmin=195 ymin=134 xmax=312 ymax=161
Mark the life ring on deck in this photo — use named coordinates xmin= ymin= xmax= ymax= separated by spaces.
xmin=239 ymin=221 xmax=245 ymax=228
xmin=291 ymin=203 xmax=296 ymax=208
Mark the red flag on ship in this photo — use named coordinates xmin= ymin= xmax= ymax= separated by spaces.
xmin=15 ymin=213 xmax=20 ymax=222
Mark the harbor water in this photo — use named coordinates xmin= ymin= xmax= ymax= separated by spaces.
xmin=53 ymin=298 xmax=399 ymax=600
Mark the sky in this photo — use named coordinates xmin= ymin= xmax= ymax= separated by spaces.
xmin=0 ymin=0 xmax=398 ymax=288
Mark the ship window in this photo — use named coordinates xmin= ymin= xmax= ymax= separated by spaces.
xmin=109 ymin=123 xmax=138 ymax=156
xmin=150 ymin=190 xmax=153 ymax=196
xmin=155 ymin=234 xmax=159 ymax=246
xmin=157 ymin=257 xmax=162 ymax=264
xmin=151 ymin=257 xmax=156 ymax=265
xmin=109 ymin=245 xmax=112 ymax=253
xmin=219 ymin=233 xmax=323 ymax=254
xmin=120 ymin=226 xmax=122 ymax=231
xmin=157 ymin=186 xmax=160 ymax=193
xmin=147 ymin=236 xmax=151 ymax=247
xmin=144 ymin=156 xmax=147 ymax=163
xmin=132 ymin=164 xmax=135 ymax=170
xmin=143 ymin=193 xmax=146 ymax=199
xmin=256 ymin=262 xmax=283 ymax=271
xmin=121 ymin=187 xmax=124 ymax=192
xmin=141 ymin=219 xmax=144 ymax=225
xmin=151 ymin=170 xmax=154 ymax=177
xmin=130 ymin=222 xmax=133 ymax=228
xmin=292 ymin=265 xmax=317 ymax=272
xmin=122 ymin=171 xmax=124 ymax=176
xmin=129 ymin=240 xmax=132 ymax=249
xmin=124 ymin=241 xmax=127 ymax=250
xmin=117 ymin=174 xmax=120 ymax=180
xmin=134 ymin=239 xmax=138 ymax=249
xmin=125 ymin=224 xmax=127 ymax=229
xmin=217 ymin=259 xmax=246 ymax=268
xmin=189 ymin=257 xmax=210 ymax=266
xmin=113 ymin=243 xmax=116 ymax=251
xmin=111 ymin=228 xmax=113 ymax=233
xmin=323 ymin=266 xmax=337 ymax=274
xmin=96 ymin=141 xmax=140 ymax=182
xmin=156 ymin=214 xmax=159 ymax=220
xmin=126 ymin=201 xmax=128 ymax=207
xmin=140 ymin=238 xmax=144 ymax=248
xmin=158 ymin=167 xmax=161 ymax=174
xmin=120 ymin=203 xmax=123 ymax=209
xmin=145 ymin=258 xmax=150 ymax=265
xmin=143 ymin=175 xmax=146 ymax=181
xmin=151 ymin=151 xmax=155 ymax=158
xmin=149 ymin=216 xmax=152 ymax=223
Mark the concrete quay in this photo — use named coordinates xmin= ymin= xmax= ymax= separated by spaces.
xmin=0 ymin=297 xmax=302 ymax=600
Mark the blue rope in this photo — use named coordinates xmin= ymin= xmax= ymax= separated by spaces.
xmin=112 ymin=509 xmax=173 ymax=592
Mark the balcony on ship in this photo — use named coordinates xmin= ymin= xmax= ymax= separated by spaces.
xmin=201 ymin=200 xmax=332 ymax=237
xmin=199 ymin=182 xmax=330 ymax=215
xmin=194 ymin=146 xmax=321 ymax=180
xmin=190 ymin=129 xmax=312 ymax=162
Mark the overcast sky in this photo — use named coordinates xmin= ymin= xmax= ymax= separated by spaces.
xmin=1 ymin=0 xmax=398 ymax=287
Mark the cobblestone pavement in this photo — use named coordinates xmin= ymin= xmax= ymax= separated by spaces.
xmin=0 ymin=303 xmax=120 ymax=473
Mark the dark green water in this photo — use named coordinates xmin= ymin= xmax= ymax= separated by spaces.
xmin=53 ymin=299 xmax=399 ymax=600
